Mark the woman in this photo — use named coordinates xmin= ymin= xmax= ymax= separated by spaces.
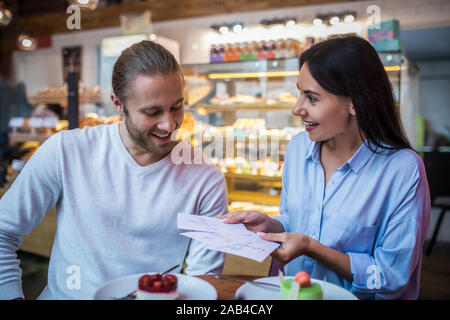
xmin=220 ymin=35 xmax=430 ymax=299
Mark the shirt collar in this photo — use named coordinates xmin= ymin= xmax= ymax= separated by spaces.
xmin=306 ymin=139 xmax=374 ymax=173
xmin=346 ymin=140 xmax=375 ymax=173
xmin=306 ymin=139 xmax=321 ymax=163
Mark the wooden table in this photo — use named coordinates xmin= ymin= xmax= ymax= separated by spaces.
xmin=197 ymin=274 xmax=262 ymax=300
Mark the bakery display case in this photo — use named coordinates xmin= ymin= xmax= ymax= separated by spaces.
xmin=8 ymin=85 xmax=105 ymax=145
xmin=378 ymin=52 xmax=419 ymax=147
xmin=182 ymin=57 xmax=305 ymax=210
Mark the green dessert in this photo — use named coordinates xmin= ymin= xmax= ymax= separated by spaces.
xmin=280 ymin=271 xmax=323 ymax=300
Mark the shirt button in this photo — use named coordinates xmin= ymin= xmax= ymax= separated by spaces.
xmin=312 ymin=234 xmax=318 ymax=240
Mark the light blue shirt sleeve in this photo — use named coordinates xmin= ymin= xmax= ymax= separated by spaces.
xmin=347 ymin=153 xmax=430 ymax=299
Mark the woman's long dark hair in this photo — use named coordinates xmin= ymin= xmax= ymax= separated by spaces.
xmin=299 ymin=35 xmax=411 ymax=151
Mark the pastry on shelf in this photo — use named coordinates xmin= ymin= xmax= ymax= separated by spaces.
xmin=213 ymin=157 xmax=282 ymax=177
xmin=233 ymin=118 xmax=266 ymax=136
xmin=226 ymin=93 xmax=257 ymax=104
xmin=184 ymin=75 xmax=212 ymax=106
xmin=277 ymin=91 xmax=298 ymax=103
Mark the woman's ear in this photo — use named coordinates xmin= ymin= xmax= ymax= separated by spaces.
xmin=111 ymin=93 xmax=125 ymax=115
xmin=348 ymin=101 xmax=356 ymax=116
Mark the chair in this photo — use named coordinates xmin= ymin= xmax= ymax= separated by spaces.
xmin=423 ymin=151 xmax=450 ymax=255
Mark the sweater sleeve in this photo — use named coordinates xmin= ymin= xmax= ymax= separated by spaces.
xmin=0 ymin=133 xmax=62 ymax=299
xmin=183 ymin=168 xmax=228 ymax=275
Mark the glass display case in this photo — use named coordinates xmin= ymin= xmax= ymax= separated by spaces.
xmin=379 ymin=52 xmax=420 ymax=148
xmin=182 ymin=58 xmax=305 ymax=209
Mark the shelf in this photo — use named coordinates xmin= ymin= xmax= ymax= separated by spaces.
xmin=196 ymin=103 xmax=295 ymax=113
xmin=28 ymin=94 xmax=102 ymax=106
xmin=228 ymin=190 xmax=280 ymax=206
xmin=199 ymin=136 xmax=291 ymax=143
xmin=225 ymin=172 xmax=281 ymax=182
xmin=9 ymin=132 xmax=54 ymax=144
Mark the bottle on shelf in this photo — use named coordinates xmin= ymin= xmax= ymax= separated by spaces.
xmin=257 ymin=40 xmax=268 ymax=59
xmin=240 ymin=42 xmax=251 ymax=61
xmin=250 ymin=41 xmax=259 ymax=60
xmin=267 ymin=40 xmax=276 ymax=59
xmin=232 ymin=43 xmax=241 ymax=61
xmin=217 ymin=44 xmax=225 ymax=62
xmin=209 ymin=44 xmax=219 ymax=63
xmin=276 ymin=39 xmax=287 ymax=59
xmin=224 ymin=43 xmax=234 ymax=62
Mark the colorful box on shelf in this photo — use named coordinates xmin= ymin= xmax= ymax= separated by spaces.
xmin=368 ymin=19 xmax=402 ymax=52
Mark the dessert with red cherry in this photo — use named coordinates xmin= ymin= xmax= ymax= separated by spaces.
xmin=137 ymin=273 xmax=178 ymax=300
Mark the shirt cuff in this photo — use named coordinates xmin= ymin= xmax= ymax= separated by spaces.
xmin=347 ymin=252 xmax=384 ymax=295
xmin=0 ymin=280 xmax=24 ymax=300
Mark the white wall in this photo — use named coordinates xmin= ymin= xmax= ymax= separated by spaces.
xmin=13 ymin=49 xmax=63 ymax=95
xmin=13 ymin=27 xmax=121 ymax=93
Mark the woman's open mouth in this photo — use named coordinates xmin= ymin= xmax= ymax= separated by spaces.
xmin=304 ymin=121 xmax=319 ymax=132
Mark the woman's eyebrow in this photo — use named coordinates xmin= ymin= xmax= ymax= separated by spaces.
xmin=296 ymin=83 xmax=320 ymax=96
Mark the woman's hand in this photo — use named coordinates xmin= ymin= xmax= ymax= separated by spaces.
xmin=218 ymin=211 xmax=284 ymax=233
xmin=259 ymin=232 xmax=314 ymax=265
xmin=261 ymin=232 xmax=353 ymax=282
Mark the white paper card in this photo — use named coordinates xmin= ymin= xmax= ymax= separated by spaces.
xmin=177 ymin=213 xmax=279 ymax=262
xmin=177 ymin=212 xmax=248 ymax=234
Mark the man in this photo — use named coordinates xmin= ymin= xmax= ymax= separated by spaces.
xmin=0 ymin=41 xmax=228 ymax=299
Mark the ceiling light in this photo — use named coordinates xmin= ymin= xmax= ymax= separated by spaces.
xmin=219 ymin=25 xmax=229 ymax=34
xmin=0 ymin=1 xmax=12 ymax=27
xmin=286 ymin=19 xmax=296 ymax=29
xmin=232 ymin=24 xmax=242 ymax=33
xmin=69 ymin=0 xmax=98 ymax=10
xmin=17 ymin=34 xmax=37 ymax=51
xmin=329 ymin=16 xmax=340 ymax=25
xmin=344 ymin=14 xmax=355 ymax=23
xmin=312 ymin=18 xmax=323 ymax=26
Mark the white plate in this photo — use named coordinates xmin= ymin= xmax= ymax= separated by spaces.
xmin=235 ymin=277 xmax=358 ymax=300
xmin=93 ymin=273 xmax=217 ymax=300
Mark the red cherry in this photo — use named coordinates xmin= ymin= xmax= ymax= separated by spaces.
xmin=294 ymin=271 xmax=311 ymax=287
xmin=165 ymin=274 xmax=177 ymax=283
xmin=139 ymin=275 xmax=153 ymax=290
xmin=153 ymin=274 xmax=162 ymax=281
xmin=153 ymin=281 xmax=162 ymax=292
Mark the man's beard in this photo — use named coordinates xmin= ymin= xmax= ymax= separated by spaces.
xmin=124 ymin=114 xmax=179 ymax=156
